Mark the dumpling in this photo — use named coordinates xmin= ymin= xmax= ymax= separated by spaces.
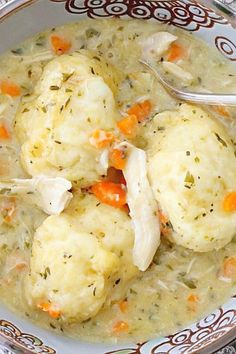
xmin=15 ymin=51 xmax=120 ymax=186
xmin=66 ymin=193 xmax=138 ymax=291
xmin=146 ymin=104 xmax=236 ymax=252
xmin=25 ymin=194 xmax=138 ymax=322
xmin=25 ymin=213 xmax=119 ymax=322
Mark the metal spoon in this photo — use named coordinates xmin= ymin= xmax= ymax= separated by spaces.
xmin=140 ymin=60 xmax=236 ymax=106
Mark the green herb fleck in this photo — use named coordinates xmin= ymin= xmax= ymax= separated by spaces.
xmin=50 ymin=323 xmax=56 ymax=329
xmin=185 ymin=280 xmax=197 ymax=289
xmin=50 ymin=85 xmax=60 ymax=91
xmin=93 ymin=56 xmax=101 ymax=61
xmin=25 ymin=242 xmax=31 ymax=249
xmin=62 ymin=72 xmax=74 ymax=82
xmin=85 ymin=28 xmax=100 ymax=39
xmin=64 ymin=97 xmax=71 ymax=108
xmin=167 ymin=264 xmax=174 ymax=270
xmin=184 ymin=171 xmax=195 ymax=188
xmin=11 ymin=48 xmax=23 ymax=55
xmin=35 ymin=35 xmax=46 ymax=46
xmin=40 ymin=266 xmax=51 ymax=279
xmin=214 ymin=133 xmax=227 ymax=147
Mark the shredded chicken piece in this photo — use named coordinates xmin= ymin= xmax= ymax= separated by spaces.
xmin=0 ymin=176 xmax=72 ymax=215
xmin=162 ymin=61 xmax=193 ymax=84
xmin=141 ymin=32 xmax=177 ymax=59
xmin=116 ymin=142 xmax=160 ymax=271
xmin=99 ymin=149 xmax=109 ymax=173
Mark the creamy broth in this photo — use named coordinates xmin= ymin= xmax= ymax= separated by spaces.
xmin=0 ymin=19 xmax=236 ymax=344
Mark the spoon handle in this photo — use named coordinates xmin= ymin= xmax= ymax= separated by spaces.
xmin=140 ymin=60 xmax=236 ymax=106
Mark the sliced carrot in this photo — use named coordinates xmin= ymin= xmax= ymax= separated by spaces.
xmin=89 ymin=129 xmax=115 ymax=149
xmin=109 ymin=147 xmax=127 ymax=170
xmin=127 ymin=100 xmax=152 ymax=123
xmin=0 ymin=80 xmax=21 ymax=97
xmin=223 ymin=257 xmax=236 ymax=278
xmin=48 ymin=308 xmax=61 ymax=319
xmin=117 ymin=114 xmax=138 ymax=138
xmin=187 ymin=294 xmax=199 ymax=312
xmin=113 ymin=321 xmax=129 ymax=334
xmin=214 ymin=105 xmax=230 ymax=118
xmin=37 ymin=302 xmax=61 ymax=319
xmin=51 ymin=35 xmax=71 ymax=55
xmin=37 ymin=302 xmax=50 ymax=312
xmin=91 ymin=181 xmax=126 ymax=208
xmin=15 ymin=263 xmax=27 ymax=270
xmin=0 ymin=198 xmax=16 ymax=223
xmin=119 ymin=299 xmax=128 ymax=313
xmin=4 ymin=249 xmax=27 ymax=274
xmin=159 ymin=210 xmax=169 ymax=226
xmin=158 ymin=210 xmax=171 ymax=236
xmin=106 ymin=167 xmax=126 ymax=185
xmin=122 ymin=204 xmax=130 ymax=214
xmin=167 ymin=43 xmax=186 ymax=62
xmin=187 ymin=294 xmax=199 ymax=303
xmin=0 ymin=123 xmax=10 ymax=140
xmin=105 ymin=168 xmax=128 ymax=212
xmin=223 ymin=192 xmax=236 ymax=212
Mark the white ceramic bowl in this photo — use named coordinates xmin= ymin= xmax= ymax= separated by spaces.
xmin=0 ymin=1 xmax=236 ymax=353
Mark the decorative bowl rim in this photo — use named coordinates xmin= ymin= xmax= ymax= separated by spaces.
xmin=0 ymin=1 xmax=236 ymax=354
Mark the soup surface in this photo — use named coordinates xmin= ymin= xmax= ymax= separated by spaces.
xmin=0 ymin=19 xmax=236 ymax=344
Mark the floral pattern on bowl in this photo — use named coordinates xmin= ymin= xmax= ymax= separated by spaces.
xmin=0 ymin=1 xmax=236 ymax=353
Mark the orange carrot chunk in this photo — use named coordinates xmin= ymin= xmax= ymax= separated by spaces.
xmin=37 ymin=302 xmax=61 ymax=319
xmin=51 ymin=35 xmax=71 ymax=55
xmin=106 ymin=167 xmax=126 ymax=185
xmin=187 ymin=294 xmax=199 ymax=303
xmin=0 ymin=80 xmax=21 ymax=97
xmin=0 ymin=198 xmax=16 ymax=223
xmin=109 ymin=148 xmax=127 ymax=170
xmin=223 ymin=257 xmax=236 ymax=278
xmin=167 ymin=43 xmax=186 ymax=62
xmin=15 ymin=263 xmax=27 ymax=271
xmin=127 ymin=100 xmax=152 ymax=123
xmin=117 ymin=114 xmax=138 ymax=138
xmin=91 ymin=181 xmax=126 ymax=208
xmin=113 ymin=321 xmax=129 ymax=334
xmin=214 ymin=105 xmax=230 ymax=118
xmin=89 ymin=129 xmax=115 ymax=149
xmin=119 ymin=299 xmax=128 ymax=313
xmin=0 ymin=123 xmax=10 ymax=140
xmin=158 ymin=210 xmax=171 ymax=236
xmin=223 ymin=192 xmax=236 ymax=212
